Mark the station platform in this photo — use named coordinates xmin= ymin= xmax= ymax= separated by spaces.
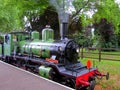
xmin=0 ymin=61 xmax=73 ymax=90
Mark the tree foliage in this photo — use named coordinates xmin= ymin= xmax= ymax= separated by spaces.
xmin=0 ymin=0 xmax=48 ymax=32
xmin=94 ymin=18 xmax=118 ymax=48
xmin=72 ymin=0 xmax=120 ymax=48
xmin=93 ymin=0 xmax=120 ymax=33
xmin=1 ymin=0 xmax=120 ymax=48
xmin=0 ymin=0 xmax=21 ymax=32
xmin=91 ymin=0 xmax=120 ymax=48
xmin=72 ymin=31 xmax=93 ymax=47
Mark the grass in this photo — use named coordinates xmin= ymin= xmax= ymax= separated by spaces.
xmin=80 ymin=49 xmax=120 ymax=90
xmin=80 ymin=56 xmax=120 ymax=90
xmin=79 ymin=49 xmax=120 ymax=90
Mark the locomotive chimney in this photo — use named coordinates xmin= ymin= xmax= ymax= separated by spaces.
xmin=60 ymin=21 xmax=68 ymax=40
xmin=59 ymin=12 xmax=69 ymax=40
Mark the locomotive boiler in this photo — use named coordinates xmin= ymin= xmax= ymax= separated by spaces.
xmin=0 ymin=25 xmax=109 ymax=90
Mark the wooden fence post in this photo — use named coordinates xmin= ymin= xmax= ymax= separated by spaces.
xmin=81 ymin=47 xmax=83 ymax=59
xmin=98 ymin=48 xmax=101 ymax=62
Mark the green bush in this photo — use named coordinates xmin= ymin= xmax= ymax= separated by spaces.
xmin=72 ymin=32 xmax=93 ymax=47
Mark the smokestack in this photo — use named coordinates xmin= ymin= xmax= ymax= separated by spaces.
xmin=60 ymin=22 xmax=68 ymax=40
xmin=59 ymin=12 xmax=69 ymax=40
xmin=49 ymin=0 xmax=72 ymax=40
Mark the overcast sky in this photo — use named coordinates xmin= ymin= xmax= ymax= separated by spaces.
xmin=115 ymin=0 xmax=120 ymax=7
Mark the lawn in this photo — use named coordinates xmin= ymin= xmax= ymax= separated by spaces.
xmin=80 ymin=56 xmax=120 ymax=90
xmin=80 ymin=48 xmax=120 ymax=61
xmin=79 ymin=48 xmax=120 ymax=89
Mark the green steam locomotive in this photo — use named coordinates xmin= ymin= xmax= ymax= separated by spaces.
xmin=0 ymin=26 xmax=109 ymax=90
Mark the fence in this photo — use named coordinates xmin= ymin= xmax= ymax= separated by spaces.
xmin=80 ymin=47 xmax=120 ymax=62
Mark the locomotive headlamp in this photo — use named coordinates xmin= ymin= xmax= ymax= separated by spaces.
xmin=58 ymin=46 xmax=62 ymax=51
xmin=76 ymin=48 xmax=80 ymax=53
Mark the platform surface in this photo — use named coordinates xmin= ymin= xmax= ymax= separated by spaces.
xmin=0 ymin=61 xmax=73 ymax=90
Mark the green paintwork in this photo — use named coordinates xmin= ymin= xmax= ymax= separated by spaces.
xmin=0 ymin=35 xmax=3 ymax=56
xmin=31 ymin=45 xmax=41 ymax=56
xmin=41 ymin=45 xmax=50 ymax=58
xmin=42 ymin=27 xmax=54 ymax=42
xmin=31 ymin=31 xmax=39 ymax=40
xmin=3 ymin=32 xmax=30 ymax=56
xmin=19 ymin=40 xmax=27 ymax=54
xmin=1 ymin=30 xmax=53 ymax=57
xmin=38 ymin=66 xmax=52 ymax=79
xmin=4 ymin=34 xmax=13 ymax=56
xmin=20 ymin=41 xmax=50 ymax=57
xmin=12 ymin=33 xmax=30 ymax=54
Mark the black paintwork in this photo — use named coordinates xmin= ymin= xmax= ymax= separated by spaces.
xmin=49 ymin=39 xmax=79 ymax=64
xmin=7 ymin=55 xmax=96 ymax=79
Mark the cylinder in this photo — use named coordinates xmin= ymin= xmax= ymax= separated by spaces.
xmin=38 ymin=66 xmax=53 ymax=79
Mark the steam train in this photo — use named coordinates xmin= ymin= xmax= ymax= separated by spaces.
xmin=0 ymin=25 xmax=109 ymax=90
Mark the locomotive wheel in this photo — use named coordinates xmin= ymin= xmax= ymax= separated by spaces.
xmin=69 ymin=79 xmax=75 ymax=88
xmin=65 ymin=79 xmax=75 ymax=88
xmin=88 ymin=80 xmax=96 ymax=90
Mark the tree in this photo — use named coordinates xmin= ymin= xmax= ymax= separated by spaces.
xmin=94 ymin=18 xmax=118 ymax=48
xmin=0 ymin=0 xmax=21 ymax=32
xmin=1 ymin=0 xmax=120 ymax=48
xmin=92 ymin=0 xmax=120 ymax=48
xmin=0 ymin=0 xmax=48 ymax=32
xmin=71 ymin=0 xmax=120 ymax=48
xmin=93 ymin=0 xmax=120 ymax=33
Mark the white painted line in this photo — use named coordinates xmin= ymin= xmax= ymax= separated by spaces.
xmin=0 ymin=61 xmax=74 ymax=90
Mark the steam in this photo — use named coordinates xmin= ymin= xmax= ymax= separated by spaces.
xmin=49 ymin=0 xmax=74 ymax=23
xmin=49 ymin=0 xmax=74 ymax=39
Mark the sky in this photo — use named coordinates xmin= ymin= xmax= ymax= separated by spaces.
xmin=115 ymin=0 xmax=120 ymax=3
xmin=83 ymin=0 xmax=120 ymax=18
xmin=115 ymin=0 xmax=120 ymax=7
